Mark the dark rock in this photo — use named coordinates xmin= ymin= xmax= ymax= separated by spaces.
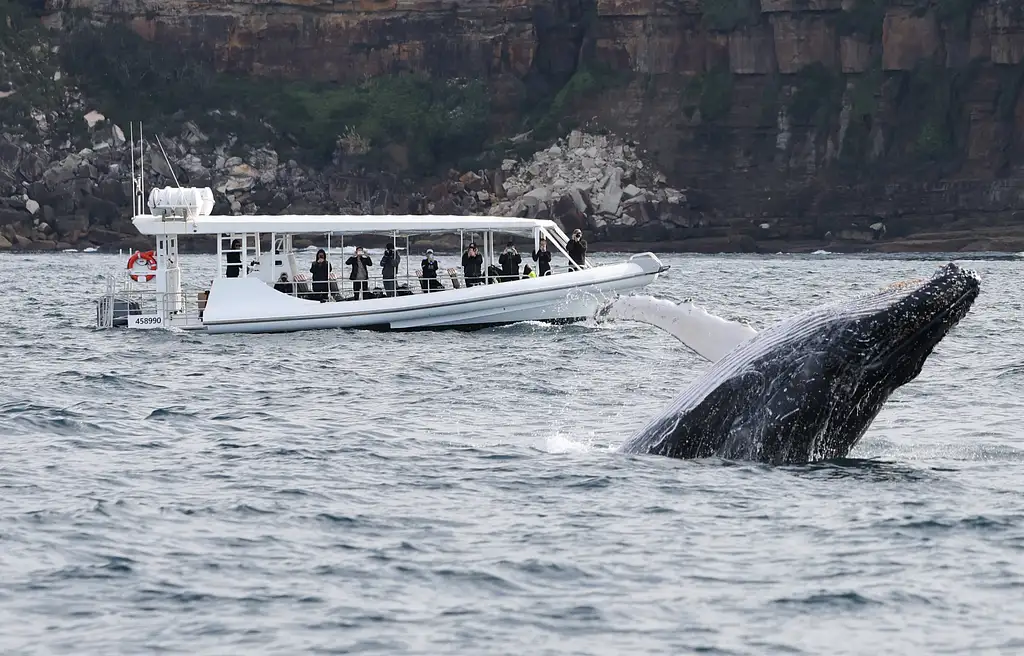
xmin=18 ymin=154 xmax=45 ymax=182
xmin=28 ymin=181 xmax=48 ymax=203
xmin=56 ymin=214 xmax=89 ymax=236
xmin=249 ymin=188 xmax=273 ymax=206
xmin=95 ymin=178 xmax=127 ymax=206
xmin=459 ymin=171 xmax=485 ymax=192
xmin=0 ymin=208 xmax=28 ymax=226
xmin=83 ymin=196 xmax=121 ymax=225
xmin=268 ymin=192 xmax=290 ymax=212
xmin=0 ymin=138 xmax=21 ymax=169
xmin=87 ymin=227 xmax=127 ymax=244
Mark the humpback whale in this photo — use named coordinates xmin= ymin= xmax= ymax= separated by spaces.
xmin=597 ymin=263 xmax=980 ymax=465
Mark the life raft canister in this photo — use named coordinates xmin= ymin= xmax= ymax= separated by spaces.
xmin=127 ymin=250 xmax=158 ymax=282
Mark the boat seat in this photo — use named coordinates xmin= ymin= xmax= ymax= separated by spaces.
xmin=446 ymin=267 xmax=461 ymax=289
xmin=292 ymin=272 xmax=312 ymax=294
xmin=287 ymin=252 xmax=313 ymax=294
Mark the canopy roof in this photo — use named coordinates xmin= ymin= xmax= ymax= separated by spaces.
xmin=132 ymin=213 xmax=562 ymax=237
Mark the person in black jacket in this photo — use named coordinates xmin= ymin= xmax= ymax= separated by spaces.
xmin=498 ymin=240 xmax=521 ymax=282
xmin=566 ymin=229 xmax=587 ymax=271
xmin=420 ymin=249 xmax=443 ymax=292
xmin=346 ymin=246 xmax=373 ymax=300
xmin=462 ymin=242 xmax=483 ymax=287
xmin=226 ymin=239 xmax=242 ymax=278
xmin=273 ymin=273 xmax=293 ymax=295
xmin=532 ymin=237 xmax=552 ymax=276
xmin=380 ymin=242 xmax=401 ymax=297
xmin=309 ymin=248 xmax=332 ymax=302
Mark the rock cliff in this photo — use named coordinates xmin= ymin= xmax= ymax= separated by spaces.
xmin=2 ymin=0 xmax=1024 ymax=253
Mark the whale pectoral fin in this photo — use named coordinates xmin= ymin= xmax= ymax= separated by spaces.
xmin=596 ymin=294 xmax=758 ymax=363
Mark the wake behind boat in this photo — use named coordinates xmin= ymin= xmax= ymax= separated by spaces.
xmin=94 ymin=132 xmax=668 ymax=334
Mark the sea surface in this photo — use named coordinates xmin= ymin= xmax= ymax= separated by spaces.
xmin=0 ymin=250 xmax=1022 ymax=655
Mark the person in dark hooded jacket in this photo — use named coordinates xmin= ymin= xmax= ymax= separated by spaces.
xmin=380 ymin=242 xmax=401 ymax=297
xmin=226 ymin=239 xmax=242 ymax=278
xmin=532 ymin=237 xmax=552 ymax=276
xmin=566 ymin=229 xmax=587 ymax=271
xmin=498 ymin=240 xmax=521 ymax=282
xmin=462 ymin=242 xmax=483 ymax=287
xmin=309 ymin=248 xmax=331 ymax=302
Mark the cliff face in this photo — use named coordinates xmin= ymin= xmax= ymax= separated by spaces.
xmin=21 ymin=0 xmax=1024 ymax=252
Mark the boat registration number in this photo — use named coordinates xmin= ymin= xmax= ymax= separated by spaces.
xmin=129 ymin=315 xmax=164 ymax=329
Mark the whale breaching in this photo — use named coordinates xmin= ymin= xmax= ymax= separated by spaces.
xmin=597 ymin=263 xmax=981 ymax=465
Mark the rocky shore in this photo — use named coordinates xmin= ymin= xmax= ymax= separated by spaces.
xmin=3 ymin=118 xmax=1024 ymax=255
xmin=0 ymin=119 xmax=703 ymax=253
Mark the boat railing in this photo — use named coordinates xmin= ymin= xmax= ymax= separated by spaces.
xmin=98 ymin=270 xmax=205 ymax=328
xmin=280 ymin=260 xmax=588 ymax=299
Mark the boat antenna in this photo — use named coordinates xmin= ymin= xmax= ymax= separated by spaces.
xmin=155 ymin=134 xmax=181 ymax=188
xmin=140 ymin=121 xmax=146 ymax=214
xmin=130 ymin=122 xmax=137 ymax=216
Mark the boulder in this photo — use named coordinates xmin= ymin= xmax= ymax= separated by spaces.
xmin=18 ymin=153 xmax=45 ymax=182
xmin=459 ymin=171 xmax=485 ymax=191
xmin=0 ymin=208 xmax=27 ymax=226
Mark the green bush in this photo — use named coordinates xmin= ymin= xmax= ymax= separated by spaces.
xmin=915 ymin=118 xmax=947 ymax=157
xmin=835 ymin=0 xmax=885 ymax=41
xmin=682 ymin=67 xmax=734 ymax=123
xmin=899 ymin=60 xmax=979 ymax=160
xmin=701 ymin=0 xmax=757 ymax=32
xmin=935 ymin=0 xmax=983 ymax=37
xmin=996 ymin=62 xmax=1024 ymax=121
xmin=58 ymin=21 xmax=492 ymax=173
xmin=788 ymin=63 xmax=842 ymax=127
xmin=525 ymin=62 xmax=626 ymax=141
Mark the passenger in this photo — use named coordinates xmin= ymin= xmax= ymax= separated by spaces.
xmin=226 ymin=239 xmax=242 ymax=278
xmin=273 ymin=273 xmax=293 ymax=294
xmin=462 ymin=242 xmax=483 ymax=287
xmin=380 ymin=242 xmax=401 ymax=297
xmin=346 ymin=246 xmax=373 ymax=300
xmin=532 ymin=237 xmax=552 ymax=276
xmin=420 ymin=249 xmax=443 ymax=292
xmin=523 ymin=264 xmax=537 ymax=278
xmin=498 ymin=239 xmax=521 ymax=282
xmin=309 ymin=248 xmax=332 ymax=302
xmin=567 ymin=228 xmax=587 ymax=271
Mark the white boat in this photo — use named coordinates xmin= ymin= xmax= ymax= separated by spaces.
xmin=93 ymin=129 xmax=668 ymax=334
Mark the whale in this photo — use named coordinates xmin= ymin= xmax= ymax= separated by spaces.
xmin=596 ymin=262 xmax=981 ymax=465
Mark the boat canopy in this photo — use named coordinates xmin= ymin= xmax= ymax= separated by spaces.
xmin=131 ymin=213 xmax=563 ymax=237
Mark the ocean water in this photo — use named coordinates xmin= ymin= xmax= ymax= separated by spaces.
xmin=0 ymin=251 xmax=1022 ymax=655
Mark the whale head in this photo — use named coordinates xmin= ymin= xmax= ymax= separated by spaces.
xmin=620 ymin=263 xmax=980 ymax=464
xmin=831 ymin=262 xmax=980 ymax=385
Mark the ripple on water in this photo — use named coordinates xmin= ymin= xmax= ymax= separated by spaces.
xmin=0 ymin=253 xmax=1021 ymax=654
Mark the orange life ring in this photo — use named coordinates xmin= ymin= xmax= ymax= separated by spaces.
xmin=127 ymin=250 xmax=158 ymax=282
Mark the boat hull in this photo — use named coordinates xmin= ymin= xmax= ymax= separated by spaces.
xmin=200 ymin=254 xmax=666 ymax=334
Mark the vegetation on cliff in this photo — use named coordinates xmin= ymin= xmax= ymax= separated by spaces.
xmin=2 ymin=7 xmax=494 ymax=178
xmin=58 ymin=20 xmax=493 ymax=174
